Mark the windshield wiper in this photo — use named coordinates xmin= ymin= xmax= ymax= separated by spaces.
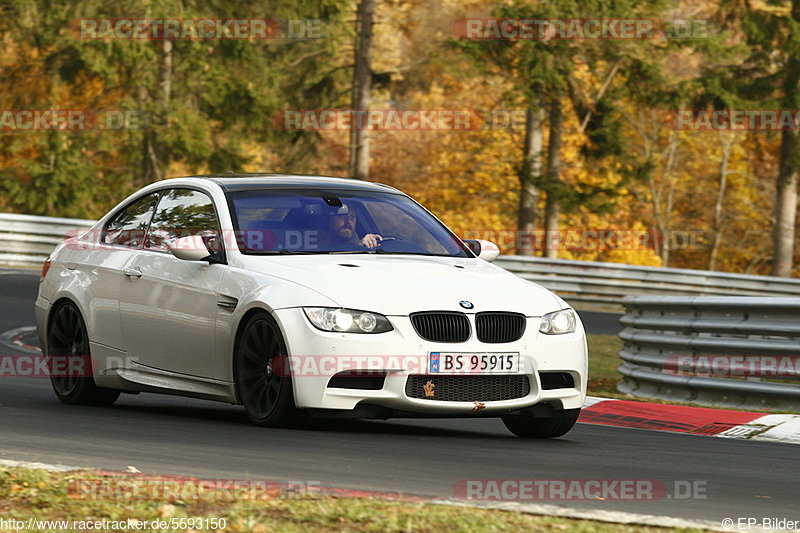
xmin=252 ymin=249 xmax=378 ymax=255
xmin=253 ymin=249 xmax=452 ymax=256
xmin=252 ymin=250 xmax=331 ymax=255
xmin=364 ymin=251 xmax=460 ymax=257
xmin=327 ymin=249 xmax=381 ymax=254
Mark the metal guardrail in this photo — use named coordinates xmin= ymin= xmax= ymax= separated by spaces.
xmin=1 ymin=212 xmax=799 ymax=306
xmin=0 ymin=213 xmax=93 ymax=268
xmin=617 ymin=296 xmax=800 ymax=410
xmin=3 ymin=213 xmax=798 ymax=409
xmin=497 ymin=256 xmax=800 ymax=307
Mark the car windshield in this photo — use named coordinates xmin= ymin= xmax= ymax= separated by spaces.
xmin=227 ymin=189 xmax=470 ymax=257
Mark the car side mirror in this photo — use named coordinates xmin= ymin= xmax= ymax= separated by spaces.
xmin=168 ymin=235 xmax=213 ymax=262
xmin=463 ymin=239 xmax=500 ymax=262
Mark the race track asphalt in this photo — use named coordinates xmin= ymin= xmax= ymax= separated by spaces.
xmin=1 ymin=269 xmax=796 ymax=525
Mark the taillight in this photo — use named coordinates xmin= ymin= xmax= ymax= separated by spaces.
xmin=40 ymin=258 xmax=52 ymax=282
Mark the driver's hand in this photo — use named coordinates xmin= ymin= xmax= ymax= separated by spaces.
xmin=360 ymin=233 xmax=383 ymax=249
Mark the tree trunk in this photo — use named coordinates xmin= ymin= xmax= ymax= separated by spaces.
xmin=543 ymin=96 xmax=563 ymax=259
xmin=708 ymin=132 xmax=733 ymax=271
xmin=773 ymin=127 xmax=799 ymax=277
xmin=516 ymin=104 xmax=544 ymax=256
xmin=349 ymin=0 xmax=375 ymax=180
xmin=773 ymin=0 xmax=800 ymax=277
xmin=139 ymin=84 xmax=158 ymax=185
xmin=646 ymin=131 xmax=679 ymax=266
xmin=141 ymin=40 xmax=172 ymax=184
xmin=160 ymin=40 xmax=172 ymax=111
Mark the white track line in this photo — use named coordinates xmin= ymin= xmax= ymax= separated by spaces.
xmin=0 ymin=458 xmax=80 ymax=472
xmin=437 ymin=499 xmax=738 ymax=532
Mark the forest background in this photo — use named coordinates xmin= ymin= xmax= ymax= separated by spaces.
xmin=2 ymin=0 xmax=798 ymax=277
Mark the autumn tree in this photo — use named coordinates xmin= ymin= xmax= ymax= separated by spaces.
xmin=0 ymin=0 xmax=351 ymax=217
xmin=452 ymin=0 xmax=678 ymax=257
xmin=349 ymin=0 xmax=375 ymax=180
xmin=699 ymin=0 xmax=800 ymax=276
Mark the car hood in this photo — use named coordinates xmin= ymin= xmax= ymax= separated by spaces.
xmin=239 ymin=254 xmax=563 ymax=316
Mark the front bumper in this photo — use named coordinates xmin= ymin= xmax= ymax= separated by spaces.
xmin=274 ymin=308 xmax=588 ymax=416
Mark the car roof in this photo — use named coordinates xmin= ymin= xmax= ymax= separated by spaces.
xmin=174 ymin=173 xmax=402 ymax=194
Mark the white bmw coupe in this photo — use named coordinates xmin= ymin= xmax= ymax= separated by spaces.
xmin=35 ymin=174 xmax=587 ymax=437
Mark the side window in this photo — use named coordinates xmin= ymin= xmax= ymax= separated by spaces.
xmin=145 ymin=189 xmax=221 ymax=252
xmin=103 ymin=193 xmax=160 ymax=248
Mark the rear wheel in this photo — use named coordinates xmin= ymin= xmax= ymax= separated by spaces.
xmin=47 ymin=301 xmax=119 ymax=406
xmin=234 ymin=312 xmax=303 ymax=427
xmin=502 ymin=408 xmax=581 ymax=438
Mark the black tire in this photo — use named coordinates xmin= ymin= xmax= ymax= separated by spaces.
xmin=47 ymin=301 xmax=120 ymax=406
xmin=234 ymin=312 xmax=303 ymax=427
xmin=502 ymin=408 xmax=581 ymax=438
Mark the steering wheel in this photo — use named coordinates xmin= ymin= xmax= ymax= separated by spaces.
xmin=376 ymin=234 xmax=429 ymax=254
xmin=378 ymin=234 xmax=403 ymax=244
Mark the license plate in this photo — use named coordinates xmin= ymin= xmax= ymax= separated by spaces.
xmin=428 ymin=352 xmax=520 ymax=374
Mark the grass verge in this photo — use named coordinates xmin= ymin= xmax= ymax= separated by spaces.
xmin=587 ymin=334 xmax=624 ymax=398
xmin=0 ymin=467 xmax=706 ymax=533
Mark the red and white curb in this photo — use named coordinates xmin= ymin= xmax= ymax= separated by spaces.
xmin=581 ymin=396 xmax=800 ymax=444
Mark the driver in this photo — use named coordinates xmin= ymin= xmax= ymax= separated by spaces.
xmin=327 ymin=204 xmax=382 ymax=249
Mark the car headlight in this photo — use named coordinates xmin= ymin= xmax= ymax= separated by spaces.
xmin=303 ymin=307 xmax=393 ymax=334
xmin=539 ymin=309 xmax=577 ymax=335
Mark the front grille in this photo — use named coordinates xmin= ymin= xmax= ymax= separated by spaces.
xmin=410 ymin=312 xmax=470 ymax=343
xmin=405 ymin=374 xmax=530 ymax=402
xmin=476 ymin=312 xmax=526 ymax=343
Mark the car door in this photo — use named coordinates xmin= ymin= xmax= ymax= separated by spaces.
xmin=118 ymin=188 xmax=225 ymax=378
xmin=89 ymin=192 xmax=161 ymax=351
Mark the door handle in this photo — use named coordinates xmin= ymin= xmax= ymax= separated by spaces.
xmin=123 ymin=268 xmax=142 ymax=279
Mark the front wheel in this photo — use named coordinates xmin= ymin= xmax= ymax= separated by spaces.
xmin=47 ymin=301 xmax=120 ymax=406
xmin=234 ymin=312 xmax=303 ymax=427
xmin=502 ymin=408 xmax=581 ymax=438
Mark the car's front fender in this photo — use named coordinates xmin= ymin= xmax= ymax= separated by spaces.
xmin=213 ymin=267 xmax=341 ymax=382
